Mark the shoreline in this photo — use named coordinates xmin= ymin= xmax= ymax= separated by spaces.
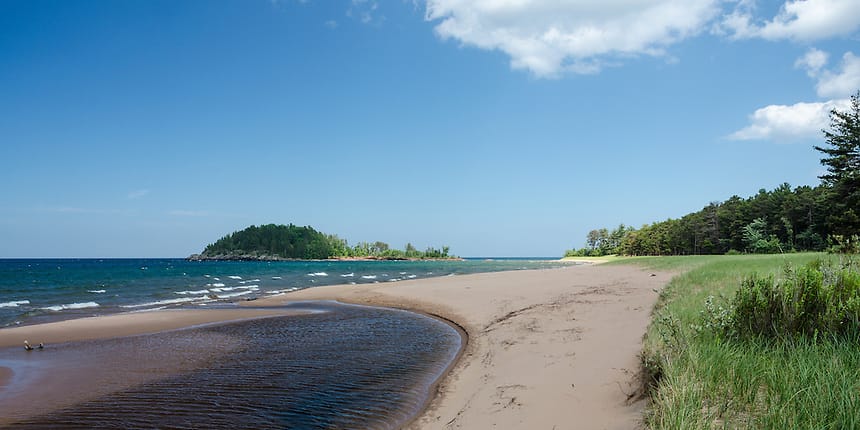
xmin=0 ymin=264 xmax=670 ymax=429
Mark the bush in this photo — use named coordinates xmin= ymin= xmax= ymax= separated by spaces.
xmin=702 ymin=259 xmax=860 ymax=340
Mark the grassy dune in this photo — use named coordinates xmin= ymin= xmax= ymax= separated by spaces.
xmin=614 ymin=254 xmax=860 ymax=429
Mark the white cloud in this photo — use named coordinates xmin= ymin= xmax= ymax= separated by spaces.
xmin=816 ymin=52 xmax=860 ymax=98
xmin=719 ymin=0 xmax=860 ymax=41
xmin=424 ymin=0 xmax=722 ymax=77
xmin=729 ymin=98 xmax=851 ymax=141
xmin=794 ymin=47 xmax=828 ymax=77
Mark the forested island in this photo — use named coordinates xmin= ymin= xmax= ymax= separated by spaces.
xmin=568 ymin=92 xmax=860 ymax=257
xmin=188 ymin=223 xmax=457 ymax=261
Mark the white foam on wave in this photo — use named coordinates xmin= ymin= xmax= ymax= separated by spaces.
xmin=271 ymin=276 xmax=283 ymax=280
xmin=121 ymin=296 xmax=208 ymax=309
xmin=0 ymin=300 xmax=29 ymax=308
xmin=388 ymin=278 xmax=400 ymax=282
xmin=213 ymin=277 xmax=220 ymax=281
xmin=361 ymin=275 xmax=377 ymax=280
xmin=236 ymin=285 xmax=260 ymax=290
xmin=239 ymin=279 xmax=261 ymax=284
xmin=215 ymin=290 xmax=254 ymax=299
xmin=88 ymin=290 xmax=106 ymax=294
xmin=42 ymin=302 xmax=100 ymax=311
xmin=208 ymin=283 xmax=226 ymax=288
xmin=228 ymin=276 xmax=242 ymax=280
xmin=407 ymin=275 xmax=417 ymax=279
xmin=341 ymin=273 xmax=354 ymax=277
xmin=175 ymin=289 xmax=210 ymax=295
xmin=307 ymin=272 xmax=328 ymax=277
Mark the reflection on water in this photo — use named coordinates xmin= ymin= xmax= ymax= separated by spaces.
xmin=0 ymin=302 xmax=462 ymax=429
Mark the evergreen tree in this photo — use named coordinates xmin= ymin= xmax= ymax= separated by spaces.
xmin=815 ymin=92 xmax=860 ymax=237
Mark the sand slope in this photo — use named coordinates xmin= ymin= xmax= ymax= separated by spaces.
xmin=259 ymin=263 xmax=670 ymax=429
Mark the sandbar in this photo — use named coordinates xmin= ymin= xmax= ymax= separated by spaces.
xmin=253 ymin=263 xmax=670 ymax=429
xmin=0 ymin=308 xmax=300 ymax=348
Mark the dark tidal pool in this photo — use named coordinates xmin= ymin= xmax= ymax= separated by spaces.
xmin=0 ymin=301 xmax=463 ymax=429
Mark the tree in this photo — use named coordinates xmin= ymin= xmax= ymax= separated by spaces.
xmin=814 ymin=91 xmax=860 ymax=237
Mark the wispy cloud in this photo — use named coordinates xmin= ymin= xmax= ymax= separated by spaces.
xmin=127 ymin=189 xmax=150 ymax=200
xmin=348 ymin=0 xmax=383 ymax=25
xmin=325 ymin=19 xmax=338 ymax=29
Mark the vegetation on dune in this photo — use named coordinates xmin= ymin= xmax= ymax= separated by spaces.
xmin=197 ymin=223 xmax=454 ymax=260
xmin=629 ymin=253 xmax=860 ymax=428
xmin=566 ymin=91 xmax=860 ymax=257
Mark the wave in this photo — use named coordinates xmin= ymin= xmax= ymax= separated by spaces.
xmin=88 ymin=290 xmax=107 ymax=294
xmin=0 ymin=300 xmax=29 ymax=308
xmin=215 ymin=290 xmax=254 ymax=299
xmin=121 ymin=296 xmax=209 ymax=309
xmin=341 ymin=273 xmax=354 ymax=277
xmin=175 ymin=289 xmax=210 ymax=295
xmin=271 ymin=276 xmax=283 ymax=280
xmin=308 ymin=272 xmax=328 ymax=277
xmin=239 ymin=279 xmax=261 ymax=284
xmin=361 ymin=275 xmax=377 ymax=280
xmin=228 ymin=276 xmax=242 ymax=280
xmin=41 ymin=302 xmax=100 ymax=311
xmin=208 ymin=283 xmax=226 ymax=288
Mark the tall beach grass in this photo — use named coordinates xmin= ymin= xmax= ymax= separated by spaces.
xmin=617 ymin=254 xmax=860 ymax=429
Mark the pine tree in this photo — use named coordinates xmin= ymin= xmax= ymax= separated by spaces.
xmin=814 ymin=91 xmax=860 ymax=237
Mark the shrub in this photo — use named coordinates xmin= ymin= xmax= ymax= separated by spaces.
xmin=702 ymin=259 xmax=860 ymax=340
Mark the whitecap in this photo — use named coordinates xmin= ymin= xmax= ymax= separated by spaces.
xmin=228 ymin=276 xmax=242 ymax=280
xmin=121 ymin=296 xmax=208 ymax=309
xmin=239 ymin=279 xmax=261 ymax=284
xmin=175 ymin=289 xmax=210 ymax=295
xmin=208 ymin=283 xmax=226 ymax=288
xmin=308 ymin=272 xmax=328 ymax=277
xmin=361 ymin=275 xmax=377 ymax=280
xmin=88 ymin=290 xmax=106 ymax=294
xmin=271 ymin=276 xmax=283 ymax=280
xmin=42 ymin=302 xmax=99 ymax=311
xmin=213 ymin=277 xmax=220 ymax=281
xmin=215 ymin=290 xmax=254 ymax=299
xmin=407 ymin=275 xmax=417 ymax=279
xmin=340 ymin=273 xmax=355 ymax=278
xmin=0 ymin=300 xmax=29 ymax=308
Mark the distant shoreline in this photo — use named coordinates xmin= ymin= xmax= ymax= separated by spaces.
xmin=186 ymin=254 xmax=465 ymax=262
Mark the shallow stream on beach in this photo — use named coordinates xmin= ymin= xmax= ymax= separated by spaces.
xmin=0 ymin=302 xmax=462 ymax=429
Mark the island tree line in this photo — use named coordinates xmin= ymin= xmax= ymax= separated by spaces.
xmin=568 ymin=91 xmax=860 ymax=257
xmin=199 ymin=223 xmax=453 ymax=260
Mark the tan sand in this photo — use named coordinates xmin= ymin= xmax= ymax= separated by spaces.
xmin=252 ymin=263 xmax=670 ymax=429
xmin=0 ymin=308 xmax=300 ymax=348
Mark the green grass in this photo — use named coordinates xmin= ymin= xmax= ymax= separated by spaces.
xmin=618 ymin=253 xmax=860 ymax=429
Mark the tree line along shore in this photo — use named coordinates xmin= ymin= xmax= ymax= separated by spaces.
xmin=567 ymin=92 xmax=860 ymax=258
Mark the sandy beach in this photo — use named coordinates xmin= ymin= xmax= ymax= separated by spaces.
xmin=254 ymin=263 xmax=671 ymax=429
xmin=0 ymin=263 xmax=670 ymax=428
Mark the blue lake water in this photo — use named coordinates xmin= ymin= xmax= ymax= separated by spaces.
xmin=0 ymin=258 xmax=567 ymax=327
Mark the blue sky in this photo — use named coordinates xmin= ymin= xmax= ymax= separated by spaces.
xmin=1 ymin=0 xmax=859 ymax=258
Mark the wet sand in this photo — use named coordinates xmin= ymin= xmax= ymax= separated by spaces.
xmin=0 ymin=308 xmax=300 ymax=348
